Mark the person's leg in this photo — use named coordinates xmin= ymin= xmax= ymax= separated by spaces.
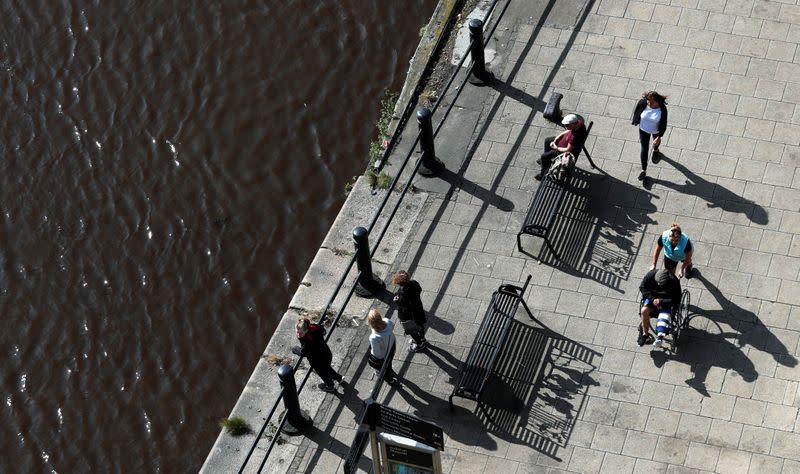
xmin=536 ymin=150 xmax=557 ymax=179
xmin=638 ymin=128 xmax=650 ymax=179
xmin=322 ymin=363 xmax=343 ymax=383
xmin=543 ymin=136 xmax=556 ymax=153
xmin=313 ymin=363 xmax=336 ymax=389
xmin=410 ymin=327 xmax=429 ymax=351
xmin=654 ymin=306 xmax=672 ymax=347
xmin=639 ymin=305 xmax=654 ymax=346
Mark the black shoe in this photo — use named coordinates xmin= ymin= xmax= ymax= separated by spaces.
xmin=685 ymin=266 xmax=694 ymax=279
xmin=637 ymin=333 xmax=645 ymax=347
xmin=534 ymin=173 xmax=543 ymax=181
xmin=643 ymin=334 xmax=655 ymax=345
xmin=536 ymin=158 xmax=542 ymax=165
xmin=318 ymin=383 xmax=336 ymax=393
xmin=386 ymin=378 xmax=400 ymax=387
xmin=638 ymin=170 xmax=646 ymax=181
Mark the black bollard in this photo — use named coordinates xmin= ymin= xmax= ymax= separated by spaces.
xmin=468 ymin=18 xmax=494 ymax=85
xmin=353 ymin=227 xmax=385 ymax=297
xmin=278 ymin=364 xmax=309 ymax=434
xmin=416 ymin=108 xmax=444 ymax=176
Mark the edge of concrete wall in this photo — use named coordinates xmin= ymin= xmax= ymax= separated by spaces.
xmin=375 ymin=0 xmax=463 ymax=169
xmin=200 ymin=1 xmax=458 ymax=471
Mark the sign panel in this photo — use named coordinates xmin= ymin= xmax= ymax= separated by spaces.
xmin=374 ymin=404 xmax=444 ymax=451
xmin=378 ymin=433 xmax=441 ymax=474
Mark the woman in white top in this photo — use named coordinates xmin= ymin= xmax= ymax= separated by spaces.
xmin=631 ymin=91 xmax=668 ymax=181
xmin=367 ymin=309 xmax=398 ymax=385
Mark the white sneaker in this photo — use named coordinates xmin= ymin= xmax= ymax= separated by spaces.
xmin=652 ymin=337 xmax=664 ymax=349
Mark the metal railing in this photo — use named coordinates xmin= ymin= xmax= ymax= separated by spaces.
xmin=237 ymin=1 xmax=508 ymax=471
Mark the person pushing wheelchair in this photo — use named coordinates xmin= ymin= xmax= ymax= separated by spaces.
xmin=638 ymin=268 xmax=681 ymax=348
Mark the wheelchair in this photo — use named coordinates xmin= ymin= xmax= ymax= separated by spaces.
xmin=637 ymin=289 xmax=691 ymax=347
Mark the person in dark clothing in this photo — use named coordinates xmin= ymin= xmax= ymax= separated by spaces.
xmin=392 ymin=270 xmax=429 ymax=353
xmin=534 ymin=114 xmax=588 ymax=181
xmin=631 ymin=91 xmax=668 ymax=181
xmin=638 ymin=268 xmax=681 ymax=348
xmin=292 ymin=317 xmax=344 ymax=392
xmin=651 ymin=223 xmax=694 ymax=279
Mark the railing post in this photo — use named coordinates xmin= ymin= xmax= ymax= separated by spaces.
xmin=468 ymin=18 xmax=494 ymax=85
xmin=416 ymin=108 xmax=444 ymax=176
xmin=278 ymin=364 xmax=309 ymax=434
xmin=353 ymin=227 xmax=385 ymax=297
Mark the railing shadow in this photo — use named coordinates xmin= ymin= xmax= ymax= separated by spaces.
xmin=649 ymin=271 xmax=797 ymax=396
xmin=647 ymin=154 xmax=769 ymax=225
xmin=527 ymin=167 xmax=657 ymax=292
xmin=438 ymin=167 xmax=514 ymax=211
xmin=450 ymin=319 xmax=600 ymax=461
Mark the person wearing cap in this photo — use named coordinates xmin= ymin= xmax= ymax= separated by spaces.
xmin=534 ymin=113 xmax=587 ymax=181
xmin=650 ymin=223 xmax=694 ymax=279
xmin=638 ymin=268 xmax=681 ymax=347
xmin=631 ymin=91 xmax=668 ymax=181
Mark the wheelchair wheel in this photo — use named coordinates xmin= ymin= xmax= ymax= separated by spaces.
xmin=673 ymin=289 xmax=690 ymax=346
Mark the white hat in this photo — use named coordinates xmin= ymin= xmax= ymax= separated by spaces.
xmin=561 ymin=113 xmax=581 ymax=125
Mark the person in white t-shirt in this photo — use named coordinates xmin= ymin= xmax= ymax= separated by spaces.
xmin=631 ymin=91 xmax=668 ymax=182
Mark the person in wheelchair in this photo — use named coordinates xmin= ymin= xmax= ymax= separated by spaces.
xmin=639 ymin=268 xmax=681 ymax=348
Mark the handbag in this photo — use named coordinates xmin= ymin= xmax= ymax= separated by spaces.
xmin=368 ymin=353 xmax=385 ymax=370
xmin=547 ymin=152 xmax=575 ymax=182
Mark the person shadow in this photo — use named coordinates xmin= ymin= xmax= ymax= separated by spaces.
xmin=645 ymin=153 xmax=768 ymax=225
xmin=651 ymin=270 xmax=798 ymax=396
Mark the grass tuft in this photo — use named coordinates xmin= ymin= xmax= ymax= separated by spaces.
xmin=219 ymin=416 xmax=251 ymax=436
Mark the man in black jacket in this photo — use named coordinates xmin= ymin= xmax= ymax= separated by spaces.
xmin=293 ymin=317 xmax=344 ymax=392
xmin=638 ymin=268 xmax=681 ymax=347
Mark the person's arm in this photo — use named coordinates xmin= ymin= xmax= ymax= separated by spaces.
xmin=679 ymin=249 xmax=693 ymax=278
xmin=631 ymin=99 xmax=645 ymax=125
xmin=640 ymin=272 xmax=655 ymax=300
xmin=651 ymin=237 xmax=663 ymax=270
xmin=654 ymin=105 xmax=668 ymax=146
xmin=656 ymin=105 xmax=668 ymax=137
xmin=549 ymin=130 xmax=570 ymax=152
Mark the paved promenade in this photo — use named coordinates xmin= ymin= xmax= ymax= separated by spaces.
xmin=288 ymin=1 xmax=800 ymax=472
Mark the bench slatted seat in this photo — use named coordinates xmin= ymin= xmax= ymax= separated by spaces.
xmin=449 ymin=275 xmax=534 ymax=411
xmin=517 ymin=121 xmax=594 ymax=256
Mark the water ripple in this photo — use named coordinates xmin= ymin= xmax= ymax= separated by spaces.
xmin=0 ymin=0 xmax=436 ymax=471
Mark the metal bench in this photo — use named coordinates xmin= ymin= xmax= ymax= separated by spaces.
xmin=517 ymin=121 xmax=595 ymax=256
xmin=449 ymin=275 xmax=534 ymax=411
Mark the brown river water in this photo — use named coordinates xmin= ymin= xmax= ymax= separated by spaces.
xmin=0 ymin=0 xmax=435 ymax=471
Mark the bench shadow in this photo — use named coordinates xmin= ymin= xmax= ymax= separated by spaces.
xmin=649 ymin=271 xmax=797 ymax=396
xmin=456 ymin=319 xmax=600 ymax=461
xmin=522 ymin=167 xmax=657 ymax=292
xmin=647 ymin=154 xmax=768 ymax=225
